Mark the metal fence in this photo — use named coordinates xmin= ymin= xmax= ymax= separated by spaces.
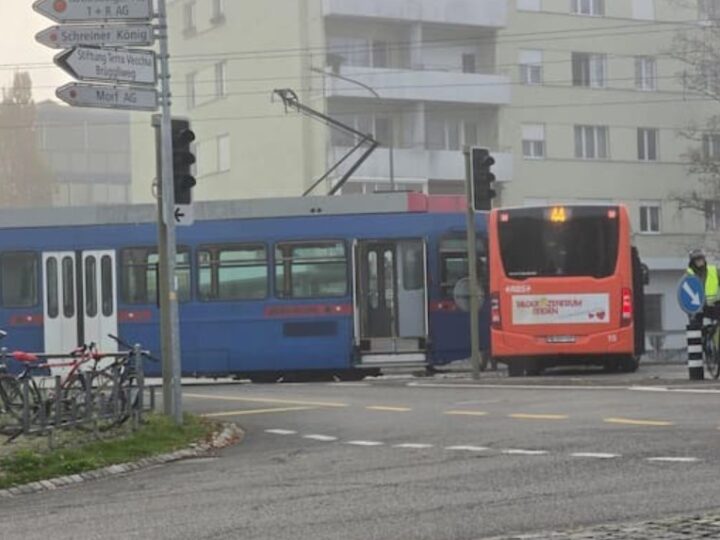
xmin=0 ymin=348 xmax=155 ymax=444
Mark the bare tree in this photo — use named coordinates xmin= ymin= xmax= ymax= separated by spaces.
xmin=0 ymin=72 xmax=53 ymax=208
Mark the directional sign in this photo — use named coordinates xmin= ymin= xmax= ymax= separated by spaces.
xmin=173 ymin=205 xmax=195 ymax=227
xmin=36 ymin=24 xmax=155 ymax=49
xmin=55 ymin=46 xmax=156 ymax=86
xmin=56 ymin=82 xmax=158 ymax=112
xmin=677 ymin=274 xmax=705 ymax=315
xmin=33 ymin=0 xmax=153 ymax=23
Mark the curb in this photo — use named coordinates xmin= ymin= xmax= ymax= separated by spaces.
xmin=0 ymin=422 xmax=243 ymax=499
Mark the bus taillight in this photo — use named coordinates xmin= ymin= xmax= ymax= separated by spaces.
xmin=621 ymin=288 xmax=633 ymax=326
xmin=491 ymin=293 xmax=502 ymax=329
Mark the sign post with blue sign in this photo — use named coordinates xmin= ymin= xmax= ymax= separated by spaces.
xmin=677 ymin=275 xmax=705 ymax=315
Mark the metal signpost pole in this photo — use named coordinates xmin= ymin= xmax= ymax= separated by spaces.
xmin=156 ymin=0 xmax=183 ymax=425
xmin=464 ymin=148 xmax=482 ymax=380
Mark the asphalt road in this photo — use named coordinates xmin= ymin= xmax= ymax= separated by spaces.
xmin=1 ymin=364 xmax=719 ymax=540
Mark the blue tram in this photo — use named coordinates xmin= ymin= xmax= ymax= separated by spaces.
xmin=0 ymin=193 xmax=489 ymax=380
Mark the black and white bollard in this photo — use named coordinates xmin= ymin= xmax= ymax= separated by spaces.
xmin=686 ymin=322 xmax=704 ymax=381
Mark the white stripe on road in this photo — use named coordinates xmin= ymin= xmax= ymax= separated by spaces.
xmin=445 ymin=445 xmax=489 ymax=452
xmin=647 ymin=457 xmax=700 ymax=463
xmin=303 ymin=434 xmax=338 ymax=442
xmin=571 ymin=452 xmax=620 ymax=459
xmin=393 ymin=443 xmax=434 ymax=449
xmin=502 ymin=449 xmax=549 ymax=456
xmin=265 ymin=429 xmax=297 ymax=435
xmin=345 ymin=440 xmax=384 ymax=447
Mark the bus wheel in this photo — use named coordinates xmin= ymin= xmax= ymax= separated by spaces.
xmin=603 ymin=359 xmax=620 ymax=373
xmin=620 ymin=357 xmax=639 ymax=373
xmin=334 ymin=370 xmax=367 ymax=382
xmin=525 ymin=359 xmax=543 ymax=376
xmin=507 ymin=361 xmax=525 ymax=378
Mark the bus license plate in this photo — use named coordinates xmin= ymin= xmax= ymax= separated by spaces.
xmin=546 ymin=336 xmax=576 ymax=344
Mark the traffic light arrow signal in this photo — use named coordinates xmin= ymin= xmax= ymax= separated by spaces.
xmin=174 ymin=207 xmax=185 ymax=223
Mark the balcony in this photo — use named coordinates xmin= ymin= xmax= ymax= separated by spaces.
xmin=323 ymin=0 xmax=507 ymax=28
xmin=329 ymin=147 xmax=513 ymax=183
xmin=324 ymin=66 xmax=511 ymax=105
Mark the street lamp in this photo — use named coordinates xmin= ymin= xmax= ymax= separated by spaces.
xmin=312 ymin=66 xmax=396 ymax=191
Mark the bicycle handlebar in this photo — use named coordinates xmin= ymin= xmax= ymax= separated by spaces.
xmin=107 ymin=334 xmax=159 ymax=363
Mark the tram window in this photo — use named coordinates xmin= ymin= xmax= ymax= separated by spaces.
xmin=0 ymin=252 xmax=38 ymax=308
xmin=275 ymin=241 xmax=348 ymax=298
xmin=401 ymin=242 xmax=424 ymax=291
xmin=120 ymin=248 xmax=191 ymax=304
xmin=439 ymin=237 xmax=487 ymax=298
xmin=46 ymin=258 xmax=59 ymax=319
xmin=62 ymin=256 xmax=75 ymax=318
xmin=198 ymin=245 xmax=268 ymax=301
xmin=101 ymin=256 xmax=114 ymax=316
xmin=85 ymin=256 xmax=98 ymax=317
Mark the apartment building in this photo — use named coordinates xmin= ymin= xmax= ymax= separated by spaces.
xmin=128 ymin=0 xmax=717 ymax=349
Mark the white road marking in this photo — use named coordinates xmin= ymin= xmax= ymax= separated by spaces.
xmin=303 ymin=434 xmax=338 ymax=442
xmin=409 ymin=382 xmax=628 ymax=391
xmin=265 ymin=429 xmax=297 ymax=435
xmin=445 ymin=445 xmax=490 ymax=452
xmin=345 ymin=440 xmax=384 ymax=447
xmin=393 ymin=443 xmax=434 ymax=449
xmin=571 ymin=452 xmax=620 ymax=459
xmin=647 ymin=457 xmax=700 ymax=463
xmin=502 ymin=449 xmax=549 ymax=456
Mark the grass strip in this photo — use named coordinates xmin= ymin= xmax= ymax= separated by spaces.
xmin=0 ymin=414 xmax=214 ymax=490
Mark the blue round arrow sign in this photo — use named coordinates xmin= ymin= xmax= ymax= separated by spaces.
xmin=677 ymin=274 xmax=705 ymax=315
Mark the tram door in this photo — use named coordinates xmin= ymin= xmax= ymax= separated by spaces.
xmin=354 ymin=239 xmax=428 ymax=365
xmin=42 ymin=251 xmax=118 ymax=358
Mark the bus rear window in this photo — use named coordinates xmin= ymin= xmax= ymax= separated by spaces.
xmin=498 ymin=207 xmax=619 ymax=279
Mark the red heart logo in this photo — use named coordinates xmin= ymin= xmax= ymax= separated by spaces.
xmin=588 ymin=313 xmax=595 ymax=319
xmin=597 ymin=311 xmax=606 ymax=320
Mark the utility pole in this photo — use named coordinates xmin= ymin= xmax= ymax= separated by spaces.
xmin=156 ymin=0 xmax=183 ymax=425
xmin=464 ymin=147 xmax=482 ymax=380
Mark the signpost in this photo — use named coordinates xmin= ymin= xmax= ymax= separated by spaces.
xmin=33 ymin=0 xmax=153 ymax=23
xmin=56 ymin=83 xmax=158 ymax=111
xmin=35 ymin=0 xmax=184 ymax=425
xmin=55 ymin=46 xmax=157 ymax=86
xmin=36 ymin=24 xmax=155 ymax=49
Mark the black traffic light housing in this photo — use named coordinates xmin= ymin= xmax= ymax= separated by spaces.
xmin=471 ymin=147 xmax=496 ymax=211
xmin=172 ymin=118 xmax=196 ymax=205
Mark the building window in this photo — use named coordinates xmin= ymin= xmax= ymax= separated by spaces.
xmin=217 ymin=134 xmax=231 ymax=173
xmin=426 ymin=118 xmax=480 ymax=151
xmin=571 ymin=0 xmax=605 ymax=16
xmin=328 ymin=37 xmax=371 ymax=68
xmin=519 ymin=49 xmax=543 ymax=85
xmin=705 ymin=201 xmax=720 ymax=231
xmin=522 ymin=124 xmax=546 ymax=159
xmin=637 ymin=128 xmax=658 ymax=161
xmin=372 ymin=41 xmax=389 ymax=68
xmin=0 ymin=252 xmax=38 ymax=308
xmin=632 ymin=0 xmax=655 ymax=20
xmin=198 ymin=245 xmax=268 ymax=301
xmin=644 ymin=294 xmax=663 ymax=332
xmin=186 ymin=72 xmax=196 ymax=109
xmin=517 ymin=0 xmax=542 ymax=10
xmin=212 ymin=0 xmax=225 ymax=22
xmin=462 ymin=54 xmax=477 ymax=74
xmin=699 ymin=0 xmax=720 ymax=21
xmin=639 ymin=204 xmax=661 ymax=234
xmin=635 ymin=56 xmax=657 ymax=91
xmin=183 ymin=1 xmax=197 ymax=34
xmin=702 ymin=133 xmax=720 ymax=159
xmin=574 ymin=125 xmax=608 ymax=159
xmin=572 ymin=52 xmax=606 ymax=88
xmin=275 ymin=242 xmax=348 ymax=299
xmin=215 ymin=61 xmax=227 ymax=98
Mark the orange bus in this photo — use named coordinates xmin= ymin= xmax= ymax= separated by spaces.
xmin=488 ymin=205 xmax=646 ymax=376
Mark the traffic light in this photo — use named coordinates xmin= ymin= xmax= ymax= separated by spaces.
xmin=471 ymin=147 xmax=496 ymax=211
xmin=172 ymin=118 xmax=196 ymax=205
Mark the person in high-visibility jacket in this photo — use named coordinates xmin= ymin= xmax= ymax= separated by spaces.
xmin=687 ymin=249 xmax=720 ymax=318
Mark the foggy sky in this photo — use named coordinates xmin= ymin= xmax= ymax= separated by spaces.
xmin=0 ymin=5 xmax=70 ymax=101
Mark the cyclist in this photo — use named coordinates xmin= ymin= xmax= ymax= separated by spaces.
xmin=687 ymin=248 xmax=720 ymax=322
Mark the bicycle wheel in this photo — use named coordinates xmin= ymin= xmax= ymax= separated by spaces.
xmin=0 ymin=376 xmax=43 ymax=424
xmin=709 ymin=327 xmax=720 ymax=380
xmin=703 ymin=327 xmax=720 ymax=379
xmin=74 ymin=369 xmax=127 ymax=432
